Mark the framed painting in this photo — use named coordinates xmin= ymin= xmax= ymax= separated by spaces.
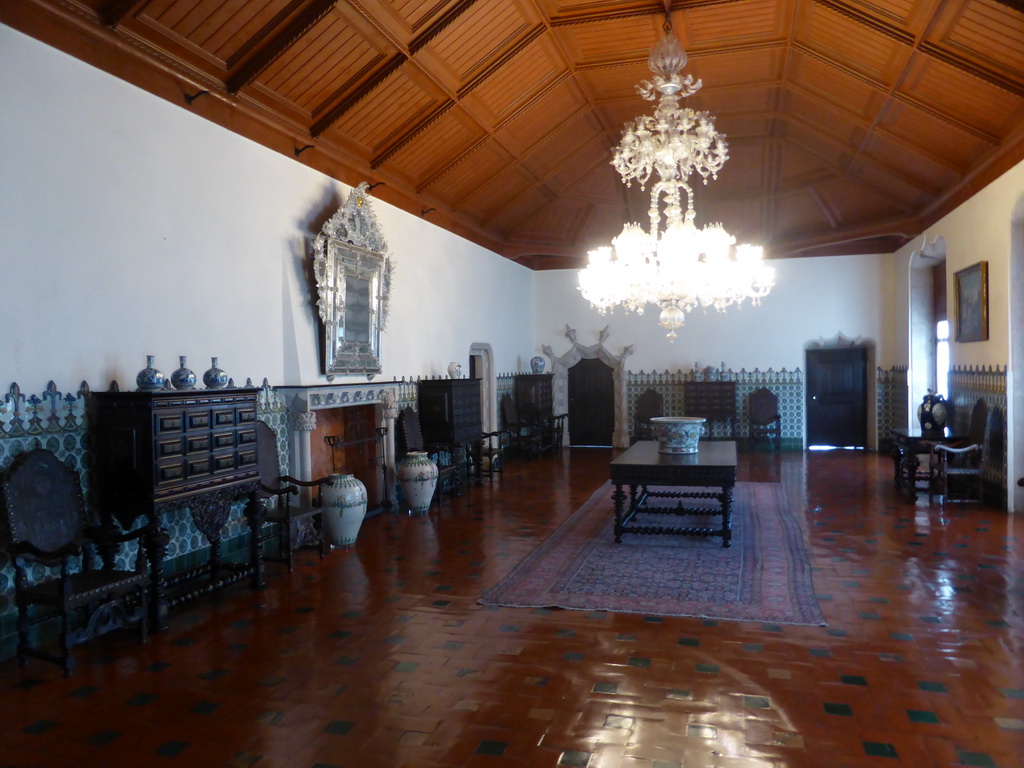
xmin=953 ymin=261 xmax=988 ymax=343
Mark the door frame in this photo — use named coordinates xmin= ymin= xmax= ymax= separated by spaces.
xmin=469 ymin=342 xmax=496 ymax=433
xmin=546 ymin=329 xmax=633 ymax=448
xmin=803 ymin=333 xmax=877 ymax=450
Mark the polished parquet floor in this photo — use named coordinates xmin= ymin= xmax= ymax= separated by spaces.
xmin=3 ymin=448 xmax=1022 ymax=768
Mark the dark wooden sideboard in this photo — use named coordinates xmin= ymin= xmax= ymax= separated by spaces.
xmin=683 ymin=381 xmax=737 ymax=438
xmin=91 ymin=387 xmax=263 ymax=630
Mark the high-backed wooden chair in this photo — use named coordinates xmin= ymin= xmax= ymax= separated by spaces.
xmin=1 ymin=448 xmax=149 ymax=675
xmin=253 ymin=421 xmax=332 ymax=572
xmin=929 ymin=398 xmax=987 ymax=504
xmin=501 ymin=393 xmax=542 ymax=458
xmin=748 ymin=387 xmax=782 ymax=452
xmin=396 ymin=406 xmax=458 ymax=505
xmin=634 ymin=389 xmax=664 ymax=442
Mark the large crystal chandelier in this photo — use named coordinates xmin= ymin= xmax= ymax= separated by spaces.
xmin=578 ymin=19 xmax=775 ymax=340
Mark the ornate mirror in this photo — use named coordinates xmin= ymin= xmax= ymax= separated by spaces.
xmin=313 ymin=183 xmax=392 ymax=378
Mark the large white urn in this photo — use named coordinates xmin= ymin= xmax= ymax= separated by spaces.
xmin=650 ymin=416 xmax=707 ymax=454
xmin=396 ymin=451 xmax=438 ymax=514
xmin=321 ymin=473 xmax=368 ymax=547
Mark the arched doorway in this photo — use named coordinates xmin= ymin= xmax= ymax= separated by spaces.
xmin=544 ymin=327 xmax=633 ymax=448
xmin=469 ymin=342 xmax=496 ymax=433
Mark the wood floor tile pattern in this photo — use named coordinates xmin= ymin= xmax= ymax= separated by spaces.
xmin=3 ymin=450 xmax=1023 ymax=767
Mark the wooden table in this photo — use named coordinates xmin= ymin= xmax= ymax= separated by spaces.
xmin=891 ymin=428 xmax=962 ymax=501
xmin=610 ymin=440 xmax=738 ymax=547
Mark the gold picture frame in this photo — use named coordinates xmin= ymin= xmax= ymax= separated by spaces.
xmin=953 ymin=261 xmax=988 ymax=343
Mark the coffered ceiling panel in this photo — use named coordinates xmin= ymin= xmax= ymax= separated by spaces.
xmin=6 ymin=0 xmax=1023 ymax=265
xmin=414 ymin=0 xmax=538 ymax=90
xmin=376 ymin=106 xmax=487 ymax=186
xmin=929 ymin=0 xmax=1024 ymax=76
xmin=878 ymin=100 xmax=993 ymax=171
xmin=325 ymin=65 xmax=445 ymax=155
xmin=788 ymin=52 xmax=886 ymax=121
xmin=897 ymin=54 xmax=1024 ymax=137
xmin=796 ymin=2 xmax=914 ymax=83
xmin=682 ymin=0 xmax=790 ymax=44
xmin=462 ymin=36 xmax=565 ymax=126
xmin=421 ymin=139 xmax=517 ymax=208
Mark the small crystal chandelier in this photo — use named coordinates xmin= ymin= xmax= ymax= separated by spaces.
xmin=578 ymin=15 xmax=775 ymax=340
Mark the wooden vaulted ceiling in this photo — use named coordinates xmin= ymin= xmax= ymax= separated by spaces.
xmin=5 ymin=0 xmax=1024 ymax=268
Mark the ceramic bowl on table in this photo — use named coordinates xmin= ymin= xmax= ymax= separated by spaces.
xmin=650 ymin=416 xmax=707 ymax=454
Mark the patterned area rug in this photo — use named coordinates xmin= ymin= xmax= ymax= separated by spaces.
xmin=480 ymin=482 xmax=824 ymax=625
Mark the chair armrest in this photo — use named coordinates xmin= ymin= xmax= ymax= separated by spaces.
xmin=280 ymin=474 xmax=333 ymax=488
xmin=13 ymin=539 xmax=83 ymax=560
xmin=931 ymin=443 xmax=981 ymax=456
xmin=85 ymin=525 xmax=148 ymax=546
xmin=260 ymin=482 xmax=298 ymax=497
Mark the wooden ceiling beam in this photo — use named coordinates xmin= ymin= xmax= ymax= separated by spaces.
xmin=408 ymin=0 xmax=482 ymax=55
xmin=226 ymin=0 xmax=338 ymax=95
xmin=99 ymin=0 xmax=146 ymax=29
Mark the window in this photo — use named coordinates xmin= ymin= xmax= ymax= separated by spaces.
xmin=936 ymin=320 xmax=950 ymax=399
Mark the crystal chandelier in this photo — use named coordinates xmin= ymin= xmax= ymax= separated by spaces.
xmin=578 ymin=19 xmax=775 ymax=340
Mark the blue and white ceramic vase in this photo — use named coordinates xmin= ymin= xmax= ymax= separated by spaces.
xmin=203 ymin=357 xmax=229 ymax=389
xmin=396 ymin=451 xmax=438 ymax=514
xmin=170 ymin=355 xmax=197 ymax=390
xmin=530 ymin=355 xmax=545 ymax=374
xmin=321 ymin=473 xmax=368 ymax=547
xmin=136 ymin=355 xmax=166 ymax=391
xmin=447 ymin=362 xmax=462 ymax=379
xmin=918 ymin=391 xmax=948 ymax=436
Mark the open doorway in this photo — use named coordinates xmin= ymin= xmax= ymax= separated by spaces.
xmin=468 ymin=343 xmax=496 ymax=433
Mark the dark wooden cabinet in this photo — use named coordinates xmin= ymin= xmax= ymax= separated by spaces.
xmin=417 ymin=379 xmax=482 ymax=496
xmin=418 ymin=379 xmax=482 ymax=445
xmin=92 ymin=387 xmax=263 ymax=630
xmin=514 ymin=373 xmax=553 ymax=419
xmin=683 ymin=381 xmax=737 ymax=438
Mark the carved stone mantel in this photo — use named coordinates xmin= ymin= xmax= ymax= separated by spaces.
xmin=275 ymin=383 xmax=399 ymax=506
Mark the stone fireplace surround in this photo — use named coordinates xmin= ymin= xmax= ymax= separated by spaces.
xmin=275 ymin=382 xmax=398 ymax=509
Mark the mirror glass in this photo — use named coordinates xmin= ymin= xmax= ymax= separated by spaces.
xmin=318 ymin=239 xmax=387 ymax=377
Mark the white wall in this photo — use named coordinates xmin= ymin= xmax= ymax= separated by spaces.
xmin=534 ymin=253 xmax=905 ymax=372
xmin=897 ymin=158 xmax=1024 ymax=367
xmin=0 ymin=25 xmax=534 ymax=393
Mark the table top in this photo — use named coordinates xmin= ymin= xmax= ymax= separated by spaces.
xmin=611 ymin=440 xmax=738 ymax=469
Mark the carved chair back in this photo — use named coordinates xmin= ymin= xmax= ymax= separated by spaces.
xmin=3 ymin=449 xmax=87 ymax=554
xmin=397 ymin=406 xmax=426 ymax=455
xmin=748 ymin=387 xmax=782 ymax=451
xmin=1 ymin=448 xmax=149 ymax=675
xmin=634 ymin=389 xmax=664 ymax=442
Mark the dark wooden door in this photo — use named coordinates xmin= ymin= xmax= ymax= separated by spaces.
xmin=568 ymin=358 xmax=614 ymax=446
xmin=806 ymin=348 xmax=868 ymax=447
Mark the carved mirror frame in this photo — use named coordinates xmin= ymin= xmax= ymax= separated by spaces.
xmin=313 ymin=183 xmax=392 ymax=378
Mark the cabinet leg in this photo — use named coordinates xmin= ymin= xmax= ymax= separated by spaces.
xmin=144 ymin=522 xmax=170 ymax=633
